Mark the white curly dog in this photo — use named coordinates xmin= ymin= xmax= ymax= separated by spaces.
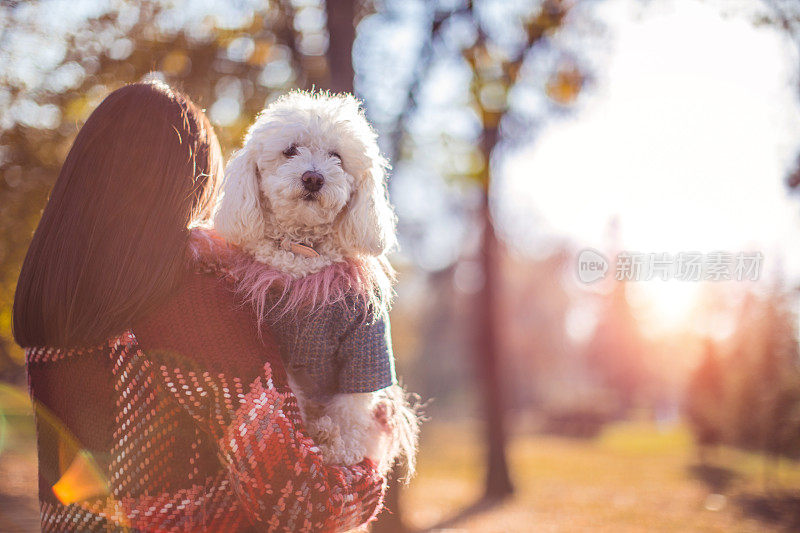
xmin=214 ymin=90 xmax=418 ymax=476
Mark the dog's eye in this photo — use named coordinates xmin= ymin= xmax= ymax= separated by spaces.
xmin=329 ymin=151 xmax=342 ymax=164
xmin=283 ymin=145 xmax=299 ymax=157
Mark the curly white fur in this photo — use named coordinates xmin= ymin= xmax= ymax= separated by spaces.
xmin=215 ymin=90 xmax=397 ymax=277
xmin=288 ymin=379 xmax=420 ymax=478
xmin=214 ymin=90 xmax=417 ymax=477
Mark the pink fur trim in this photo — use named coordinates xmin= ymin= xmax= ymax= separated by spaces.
xmin=188 ymin=229 xmax=394 ymax=320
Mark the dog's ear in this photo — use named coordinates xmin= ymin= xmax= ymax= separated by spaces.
xmin=340 ymin=158 xmax=397 ymax=257
xmin=214 ymin=147 xmax=266 ymax=246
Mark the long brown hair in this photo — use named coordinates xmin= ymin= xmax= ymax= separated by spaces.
xmin=13 ymin=81 xmax=223 ymax=348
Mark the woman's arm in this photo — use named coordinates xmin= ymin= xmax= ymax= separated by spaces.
xmin=217 ymin=370 xmax=385 ymax=532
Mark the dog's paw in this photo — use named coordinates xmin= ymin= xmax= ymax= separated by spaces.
xmin=372 ymin=398 xmax=393 ymax=428
xmin=305 ymin=415 xmax=364 ymax=465
xmin=317 ymin=442 xmax=365 ymax=466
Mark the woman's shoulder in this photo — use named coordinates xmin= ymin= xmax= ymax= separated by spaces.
xmin=132 ymin=239 xmax=283 ymax=382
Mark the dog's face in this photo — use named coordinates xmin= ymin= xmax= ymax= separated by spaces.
xmin=254 ymin=115 xmax=358 ymax=229
xmin=215 ymin=91 xmax=396 ymax=257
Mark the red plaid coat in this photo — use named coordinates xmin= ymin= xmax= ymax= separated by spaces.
xmin=26 ymin=261 xmax=386 ymax=532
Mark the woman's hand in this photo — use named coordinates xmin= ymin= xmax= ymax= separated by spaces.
xmin=364 ymin=400 xmax=394 ymax=473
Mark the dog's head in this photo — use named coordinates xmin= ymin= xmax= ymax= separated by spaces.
xmin=214 ymin=91 xmax=396 ymax=258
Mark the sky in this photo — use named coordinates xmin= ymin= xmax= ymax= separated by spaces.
xmin=500 ymin=0 xmax=800 ymax=330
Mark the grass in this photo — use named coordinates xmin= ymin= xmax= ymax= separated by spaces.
xmin=2 ymin=384 xmax=800 ymax=532
xmin=401 ymin=419 xmax=800 ymax=532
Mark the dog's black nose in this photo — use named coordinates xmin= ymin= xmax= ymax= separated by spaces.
xmin=301 ymin=171 xmax=324 ymax=192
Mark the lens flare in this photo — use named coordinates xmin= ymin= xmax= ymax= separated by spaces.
xmin=0 ymin=383 xmax=113 ymax=509
xmin=52 ymin=449 xmax=109 ymax=505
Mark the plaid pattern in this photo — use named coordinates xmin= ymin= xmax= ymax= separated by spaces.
xmin=269 ymin=296 xmax=397 ymax=398
xmin=26 ymin=269 xmax=386 ymax=532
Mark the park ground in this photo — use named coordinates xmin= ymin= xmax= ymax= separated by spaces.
xmin=402 ymin=420 xmax=800 ymax=532
xmin=1 ymin=385 xmax=799 ymax=532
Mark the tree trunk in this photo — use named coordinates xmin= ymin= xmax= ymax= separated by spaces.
xmin=476 ymin=126 xmax=514 ymax=499
xmin=324 ymin=2 xmax=415 ymax=528
xmin=325 ymin=0 xmax=356 ymax=93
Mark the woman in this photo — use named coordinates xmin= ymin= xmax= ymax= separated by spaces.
xmin=13 ymin=81 xmax=390 ymax=532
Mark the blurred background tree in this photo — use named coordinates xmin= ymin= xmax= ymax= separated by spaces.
xmin=685 ymin=340 xmax=725 ymax=460
xmin=684 ymin=282 xmax=800 ymax=484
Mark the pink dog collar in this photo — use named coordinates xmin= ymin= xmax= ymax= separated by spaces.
xmin=281 ymin=241 xmax=320 ymax=258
